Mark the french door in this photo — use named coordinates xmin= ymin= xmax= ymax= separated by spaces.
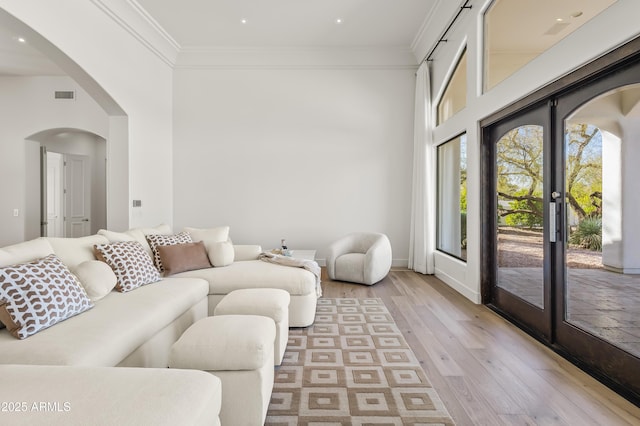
xmin=483 ymin=56 xmax=640 ymax=401
xmin=484 ymin=102 xmax=553 ymax=341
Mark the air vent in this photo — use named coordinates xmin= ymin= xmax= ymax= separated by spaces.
xmin=54 ymin=90 xmax=75 ymax=100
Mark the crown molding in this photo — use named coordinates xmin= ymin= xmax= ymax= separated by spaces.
xmin=91 ymin=0 xmax=179 ymax=67
xmin=176 ymin=45 xmax=419 ymax=70
xmin=410 ymin=0 xmax=443 ymax=52
xmin=411 ymin=0 xmax=465 ymax=63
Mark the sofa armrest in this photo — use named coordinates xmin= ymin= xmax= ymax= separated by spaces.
xmin=233 ymin=245 xmax=262 ymax=261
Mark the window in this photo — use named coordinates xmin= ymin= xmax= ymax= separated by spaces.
xmin=437 ymin=133 xmax=467 ymax=260
xmin=484 ymin=0 xmax=617 ymax=91
xmin=437 ymin=49 xmax=467 ymax=125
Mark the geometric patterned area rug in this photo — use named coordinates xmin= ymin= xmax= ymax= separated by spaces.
xmin=266 ymin=298 xmax=455 ymax=425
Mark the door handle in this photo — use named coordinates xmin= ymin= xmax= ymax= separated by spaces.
xmin=82 ymin=219 xmax=90 ymax=222
xmin=549 ymin=202 xmax=559 ymax=243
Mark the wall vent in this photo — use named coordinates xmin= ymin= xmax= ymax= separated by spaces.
xmin=54 ymin=90 xmax=75 ymax=100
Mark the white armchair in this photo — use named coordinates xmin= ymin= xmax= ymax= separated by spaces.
xmin=326 ymin=232 xmax=392 ymax=285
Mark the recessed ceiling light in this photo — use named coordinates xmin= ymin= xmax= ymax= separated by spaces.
xmin=17 ymin=37 xmax=26 ymax=43
xmin=335 ymin=18 xmax=343 ymax=24
xmin=241 ymin=19 xmax=247 ymax=24
xmin=571 ymin=11 xmax=583 ymax=18
xmin=556 ymin=18 xmax=564 ymax=22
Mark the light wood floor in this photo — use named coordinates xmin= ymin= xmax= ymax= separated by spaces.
xmin=321 ymin=269 xmax=640 ymax=425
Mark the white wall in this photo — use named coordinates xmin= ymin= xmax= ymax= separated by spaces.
xmin=0 ymin=1 xmax=175 ymax=237
xmin=413 ymin=0 xmax=640 ymax=302
xmin=173 ymin=65 xmax=415 ymax=265
xmin=0 ymin=76 xmax=108 ymax=245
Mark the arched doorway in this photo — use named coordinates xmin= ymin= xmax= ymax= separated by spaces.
xmin=0 ymin=9 xmax=129 ymax=245
xmin=26 ymin=128 xmax=107 ymax=238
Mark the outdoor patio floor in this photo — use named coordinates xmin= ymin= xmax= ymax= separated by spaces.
xmin=499 ymin=267 xmax=640 ymax=357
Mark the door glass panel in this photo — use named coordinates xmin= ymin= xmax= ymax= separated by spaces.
xmin=565 ymin=84 xmax=640 ymax=357
xmin=496 ymin=125 xmax=544 ymax=308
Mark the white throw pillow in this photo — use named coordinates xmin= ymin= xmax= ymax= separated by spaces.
xmin=72 ymin=260 xmax=117 ymax=302
xmin=98 ymin=228 xmax=152 ymax=257
xmin=46 ymin=235 xmax=110 ymax=270
xmin=184 ymin=226 xmax=230 ymax=245
xmin=207 ymin=240 xmax=235 ymax=267
xmin=184 ymin=226 xmax=231 ymax=266
xmin=139 ymin=223 xmax=172 ymax=236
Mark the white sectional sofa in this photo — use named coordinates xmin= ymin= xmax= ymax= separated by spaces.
xmin=0 ymin=224 xmax=321 ymax=425
xmin=0 ymin=364 xmax=222 ymax=426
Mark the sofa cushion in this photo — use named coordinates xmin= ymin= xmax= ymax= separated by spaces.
xmin=139 ymin=223 xmax=172 ymax=236
xmin=174 ymin=259 xmax=317 ymax=296
xmin=170 ymin=315 xmax=275 ymax=371
xmin=146 ymin=232 xmax=193 ymax=272
xmin=0 ymin=238 xmax=54 ymax=268
xmin=0 ymin=254 xmax=93 ymax=339
xmin=157 ymin=242 xmax=211 ymax=276
xmin=72 ymin=260 xmax=117 ymax=301
xmin=94 ymin=241 xmax=160 ymax=292
xmin=184 ymin=226 xmax=230 ymax=246
xmin=208 ymin=240 xmax=235 ymax=267
xmin=98 ymin=228 xmax=152 ymax=256
xmin=46 ymin=235 xmax=110 ymax=270
xmin=0 ymin=277 xmax=209 ymax=366
xmin=97 ymin=225 xmax=171 ymax=258
xmin=0 ymin=364 xmax=221 ymax=426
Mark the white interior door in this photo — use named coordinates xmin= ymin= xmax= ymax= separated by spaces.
xmin=64 ymin=154 xmax=91 ymax=237
xmin=46 ymin=152 xmax=64 ymax=237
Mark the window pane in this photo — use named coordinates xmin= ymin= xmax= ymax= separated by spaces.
xmin=437 ymin=50 xmax=467 ymax=125
xmin=484 ymin=0 xmax=617 ymax=91
xmin=437 ymin=134 xmax=467 ymax=260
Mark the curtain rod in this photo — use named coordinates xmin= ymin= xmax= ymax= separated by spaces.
xmin=421 ymin=0 xmax=472 ymax=64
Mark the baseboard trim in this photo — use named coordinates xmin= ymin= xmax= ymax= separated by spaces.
xmin=435 ymin=267 xmax=481 ymax=304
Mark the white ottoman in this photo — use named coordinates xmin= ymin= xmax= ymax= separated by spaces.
xmin=214 ymin=288 xmax=290 ymax=365
xmin=169 ymin=315 xmax=275 ymax=426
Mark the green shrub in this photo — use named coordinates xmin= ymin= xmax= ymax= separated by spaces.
xmin=569 ymin=216 xmax=602 ymax=251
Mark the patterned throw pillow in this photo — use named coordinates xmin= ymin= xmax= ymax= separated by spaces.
xmin=94 ymin=241 xmax=161 ymax=292
xmin=0 ymin=254 xmax=94 ymax=339
xmin=145 ymin=232 xmax=192 ymax=273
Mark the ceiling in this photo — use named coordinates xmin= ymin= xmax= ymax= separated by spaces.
xmin=135 ymin=0 xmax=438 ymax=48
xmin=0 ymin=0 xmax=440 ymax=76
xmin=0 ymin=24 xmax=64 ymax=76
xmin=0 ymin=0 xmax=619 ymax=76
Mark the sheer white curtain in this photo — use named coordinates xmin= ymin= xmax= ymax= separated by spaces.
xmin=408 ymin=62 xmax=436 ymax=274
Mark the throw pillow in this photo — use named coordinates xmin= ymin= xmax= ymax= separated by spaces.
xmin=184 ymin=226 xmax=230 ymax=246
xmin=94 ymin=241 xmax=160 ymax=292
xmin=156 ymin=242 xmax=212 ymax=276
xmin=139 ymin=223 xmax=172 ymax=236
xmin=0 ymin=238 xmax=55 ymax=268
xmin=72 ymin=260 xmax=118 ymax=301
xmin=98 ymin=228 xmax=153 ymax=258
xmin=207 ymin=240 xmax=235 ymax=267
xmin=0 ymin=254 xmax=94 ymax=339
xmin=145 ymin=232 xmax=192 ymax=273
